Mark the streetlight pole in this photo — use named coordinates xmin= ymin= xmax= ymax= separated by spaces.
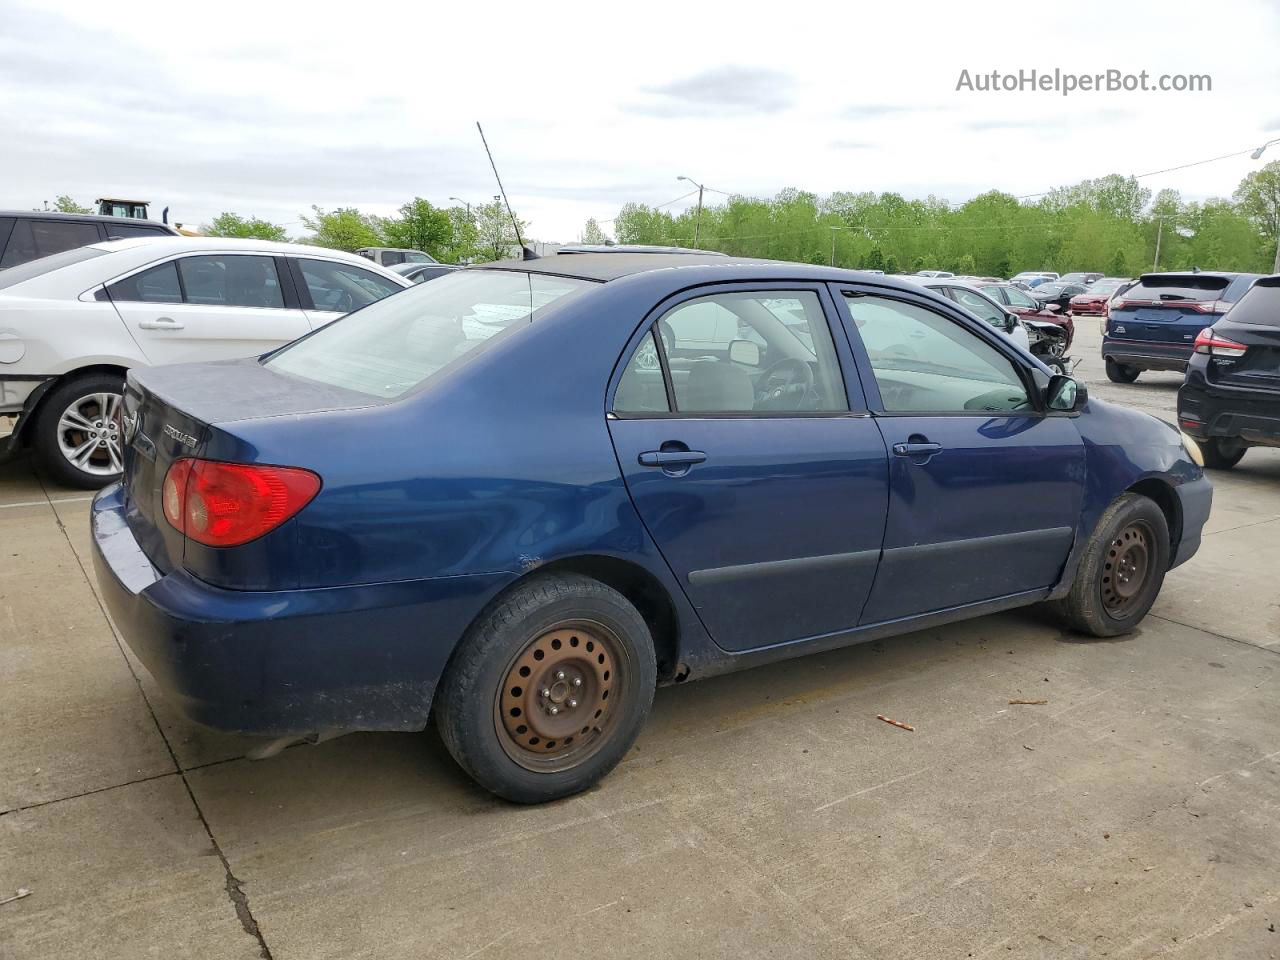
xmin=1153 ymin=218 xmax=1163 ymax=272
xmin=830 ymin=227 xmax=838 ymax=267
xmin=1248 ymin=139 xmax=1280 ymax=274
xmin=448 ymin=197 xmax=472 ymax=218
xmin=677 ymin=176 xmax=705 ymax=248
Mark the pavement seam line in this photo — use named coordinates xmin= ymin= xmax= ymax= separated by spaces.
xmin=1148 ymin=613 xmax=1280 ymax=656
xmin=0 ymin=769 xmax=179 ymax=818
xmin=41 ymin=481 xmax=276 ymax=960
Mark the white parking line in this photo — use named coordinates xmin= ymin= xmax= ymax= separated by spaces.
xmin=0 ymin=495 xmax=95 ymax=510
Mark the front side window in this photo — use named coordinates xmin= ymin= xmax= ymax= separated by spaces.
xmin=178 ymin=255 xmax=283 ymax=308
xmin=106 ymin=261 xmax=182 ymax=303
xmin=106 ymin=223 xmax=170 ymax=240
xmin=298 ymin=259 xmax=402 ymax=312
xmin=266 ymin=269 xmax=592 ymax=399
xmin=948 ymin=287 xmax=1007 ymax=330
xmin=615 ymin=290 xmax=847 ymax=415
xmin=844 ymin=294 xmax=1030 ymax=413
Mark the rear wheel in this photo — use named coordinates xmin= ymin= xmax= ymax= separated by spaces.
xmin=33 ymin=373 xmax=125 ymax=489
xmin=1105 ymin=358 xmax=1140 ymax=384
xmin=1199 ymin=436 xmax=1246 ymax=470
xmin=436 ymin=573 xmax=656 ymax=803
xmin=1050 ymin=493 xmax=1169 ymax=637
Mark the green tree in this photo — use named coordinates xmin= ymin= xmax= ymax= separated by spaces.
xmin=441 ymin=205 xmax=480 ymax=263
xmin=54 ymin=195 xmax=92 ymax=214
xmin=300 ymin=206 xmax=383 ymax=251
xmin=473 ymin=198 xmax=528 ymax=261
xmin=201 ymin=212 xmax=289 ymax=242
xmin=581 ymin=218 xmax=608 ymax=244
xmin=1233 ymin=161 xmax=1280 ymax=268
xmin=382 ymin=198 xmax=452 ymax=258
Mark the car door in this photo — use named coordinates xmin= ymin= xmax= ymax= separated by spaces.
xmin=107 ymin=254 xmax=311 ymax=365
xmin=834 ymin=286 xmax=1083 ymax=624
xmin=606 ymin=284 xmax=889 ymax=652
xmin=289 ymin=257 xmax=405 ymax=329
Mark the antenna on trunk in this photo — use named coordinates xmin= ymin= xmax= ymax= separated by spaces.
xmin=476 ymin=122 xmax=535 ymax=260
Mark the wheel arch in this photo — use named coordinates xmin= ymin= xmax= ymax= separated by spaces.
xmin=11 ymin=363 xmax=131 ymax=450
xmin=1126 ymin=476 xmax=1182 ymax=562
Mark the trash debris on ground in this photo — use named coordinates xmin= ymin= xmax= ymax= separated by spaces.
xmin=877 ymin=715 xmax=915 ymax=731
xmin=1009 ymin=699 xmax=1049 ymax=705
xmin=0 ymin=888 xmax=31 ymax=907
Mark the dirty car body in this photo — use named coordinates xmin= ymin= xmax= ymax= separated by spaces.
xmin=91 ymin=255 xmax=1210 ymax=746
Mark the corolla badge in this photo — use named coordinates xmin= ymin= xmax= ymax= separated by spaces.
xmin=163 ymin=424 xmax=198 ymax=448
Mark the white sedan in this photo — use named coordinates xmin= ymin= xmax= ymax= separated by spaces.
xmin=0 ymin=236 xmax=412 ymax=487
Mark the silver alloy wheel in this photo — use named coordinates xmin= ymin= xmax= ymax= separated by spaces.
xmin=1046 ymin=337 xmax=1066 ymax=358
xmin=55 ymin=391 xmax=123 ymax=477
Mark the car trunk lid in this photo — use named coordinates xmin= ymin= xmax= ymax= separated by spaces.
xmin=1207 ymin=281 xmax=1280 ymax=392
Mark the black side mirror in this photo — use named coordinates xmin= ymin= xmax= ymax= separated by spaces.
xmin=1004 ymin=312 xmax=1018 ymax=333
xmin=1046 ymin=374 xmax=1087 ymax=412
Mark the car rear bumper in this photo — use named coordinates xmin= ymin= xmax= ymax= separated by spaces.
xmin=90 ymin=484 xmax=511 ymax=737
xmin=1178 ymin=381 xmax=1280 ymax=448
xmin=1102 ymin=337 xmax=1192 ymax=372
xmin=1070 ymin=302 xmax=1106 ymax=315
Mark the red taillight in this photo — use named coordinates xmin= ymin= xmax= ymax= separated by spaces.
xmin=1193 ymin=328 xmax=1247 ymax=358
xmin=161 ymin=459 xmax=321 ymax=547
xmin=1109 ymin=297 xmax=1126 ymax=312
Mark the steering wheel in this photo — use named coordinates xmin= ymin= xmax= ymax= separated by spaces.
xmin=755 ymin=357 xmax=814 ymax=410
xmin=331 ymin=289 xmax=356 ymax=313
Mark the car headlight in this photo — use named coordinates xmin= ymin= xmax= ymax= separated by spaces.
xmin=1179 ymin=431 xmax=1205 ymax=467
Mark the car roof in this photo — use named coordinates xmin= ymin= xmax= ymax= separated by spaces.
xmin=476 ymin=252 xmax=945 ymax=290
xmin=0 ymin=210 xmax=178 ymax=231
xmin=83 ymin=235 xmax=386 ymax=265
xmin=559 ymin=244 xmax=728 ymax=256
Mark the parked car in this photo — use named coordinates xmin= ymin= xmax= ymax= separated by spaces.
xmin=0 ymin=211 xmax=178 ymax=269
xmin=1057 ymin=272 xmax=1104 ymax=286
xmin=90 ymin=253 xmax=1210 ymax=803
xmin=1032 ymin=281 xmax=1089 ymax=314
xmin=390 ymin=262 xmax=461 ymax=283
xmin=1069 ymin=277 xmax=1130 ymax=316
xmin=1178 ymin=275 xmax=1280 ymax=468
xmin=0 ymin=236 xmax=410 ymax=487
xmin=902 ymin=276 xmax=1031 ymax=352
xmin=356 ymin=247 xmax=438 ymax=268
xmin=1103 ymin=271 xmax=1262 ymax=383
xmin=978 ymin=281 xmax=1076 ymax=349
xmin=914 ymin=269 xmax=954 ymax=278
xmin=1011 ymin=271 xmax=1058 ymax=284
xmin=560 ymin=244 xmax=726 ymax=256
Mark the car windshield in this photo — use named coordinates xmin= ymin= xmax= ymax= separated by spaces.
xmin=0 ymin=245 xmax=109 ymax=288
xmin=1036 ymin=283 xmax=1064 ymax=295
xmin=265 ymin=269 xmax=594 ymax=399
xmin=1125 ymin=275 xmax=1230 ymax=302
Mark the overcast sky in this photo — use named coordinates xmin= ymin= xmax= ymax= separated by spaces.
xmin=4 ymin=0 xmax=1279 ymax=242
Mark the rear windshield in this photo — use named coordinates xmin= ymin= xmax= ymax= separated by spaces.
xmin=1225 ymin=278 xmax=1280 ymax=326
xmin=0 ymin=245 xmax=109 ymax=289
xmin=1127 ymin=275 xmax=1231 ymax=302
xmin=265 ymin=269 xmax=594 ymax=399
xmin=1084 ymin=279 xmax=1124 ymax=294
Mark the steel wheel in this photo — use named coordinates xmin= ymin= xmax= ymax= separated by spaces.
xmin=1045 ymin=337 xmax=1066 ymax=359
xmin=55 ymin=391 xmax=123 ymax=477
xmin=495 ymin=621 xmax=623 ymax=773
xmin=1100 ymin=520 xmax=1153 ymax=617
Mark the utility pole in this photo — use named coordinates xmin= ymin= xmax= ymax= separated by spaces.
xmin=677 ymin=176 xmax=705 ymax=248
xmin=1273 ymin=231 xmax=1280 ymax=275
xmin=1153 ymin=218 xmax=1163 ymax=272
xmin=830 ymin=227 xmax=838 ymax=266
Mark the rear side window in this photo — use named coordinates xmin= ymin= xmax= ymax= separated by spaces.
xmin=0 ymin=218 xmax=102 ymax=267
xmin=1222 ymin=274 xmax=1261 ymax=303
xmin=1225 ymin=279 xmax=1280 ymax=325
xmin=107 ymin=262 xmax=182 ymax=303
xmin=1126 ymin=275 xmax=1231 ymax=303
xmin=297 ymin=259 xmax=402 ymax=312
xmin=178 ymin=255 xmax=283 ymax=308
xmin=0 ymin=245 xmax=109 ymax=289
xmin=265 ymin=270 xmax=592 ymax=399
xmin=105 ymin=223 xmax=171 ymax=240
xmin=614 ymin=331 xmax=670 ymax=413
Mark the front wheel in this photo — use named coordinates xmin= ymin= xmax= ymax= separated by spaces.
xmin=1105 ymin=358 xmax=1140 ymax=384
xmin=1049 ymin=493 xmax=1169 ymax=637
xmin=1199 ymin=436 xmax=1247 ymax=470
xmin=436 ymin=573 xmax=657 ymax=803
xmin=32 ymin=373 xmax=126 ymax=489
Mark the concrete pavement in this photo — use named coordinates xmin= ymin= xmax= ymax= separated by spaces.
xmin=1 ymin=318 xmax=1277 ymax=959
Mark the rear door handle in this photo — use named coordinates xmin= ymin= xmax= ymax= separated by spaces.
xmin=892 ymin=441 xmax=943 ymax=457
xmin=638 ymin=449 xmax=707 ymax=467
xmin=138 ymin=317 xmax=184 ymax=330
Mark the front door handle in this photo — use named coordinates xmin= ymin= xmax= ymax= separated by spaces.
xmin=891 ymin=441 xmax=942 ymax=456
xmin=638 ymin=449 xmax=707 ymax=468
xmin=138 ymin=317 xmax=185 ymax=330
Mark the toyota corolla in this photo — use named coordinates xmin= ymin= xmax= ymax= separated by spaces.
xmin=91 ymin=253 xmax=1211 ymax=803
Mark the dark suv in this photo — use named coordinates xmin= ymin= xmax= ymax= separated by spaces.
xmin=1103 ymin=271 xmax=1262 ymax=383
xmin=1178 ymin=276 xmax=1280 ymax=468
xmin=0 ymin=212 xmax=178 ymax=269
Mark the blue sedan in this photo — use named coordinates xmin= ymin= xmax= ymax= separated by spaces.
xmin=91 ymin=253 xmax=1211 ymax=802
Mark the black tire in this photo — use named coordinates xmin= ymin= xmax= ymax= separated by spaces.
xmin=1105 ymin=358 xmax=1140 ymax=384
xmin=1050 ymin=493 xmax=1170 ymax=638
xmin=32 ymin=373 xmax=126 ymax=489
xmin=436 ymin=573 xmax=657 ymax=803
xmin=1199 ymin=437 xmax=1247 ymax=470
